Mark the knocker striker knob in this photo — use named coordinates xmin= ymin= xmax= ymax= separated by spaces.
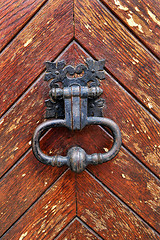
xmin=32 ymin=59 xmax=122 ymax=173
xmin=67 ymin=147 xmax=87 ymax=173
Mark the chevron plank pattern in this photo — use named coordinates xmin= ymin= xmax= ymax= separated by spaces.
xmin=56 ymin=219 xmax=101 ymax=240
xmin=0 ymin=0 xmax=160 ymax=239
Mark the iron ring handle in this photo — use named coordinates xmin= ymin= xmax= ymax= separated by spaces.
xmin=32 ymin=117 xmax=121 ymax=173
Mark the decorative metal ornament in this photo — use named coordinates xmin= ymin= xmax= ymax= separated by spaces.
xmin=32 ymin=59 xmax=121 ymax=173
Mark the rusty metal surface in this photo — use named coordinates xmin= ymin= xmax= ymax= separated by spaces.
xmin=32 ymin=59 xmax=121 ymax=173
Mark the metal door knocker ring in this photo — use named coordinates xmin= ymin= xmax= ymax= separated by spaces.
xmin=32 ymin=59 xmax=121 ymax=173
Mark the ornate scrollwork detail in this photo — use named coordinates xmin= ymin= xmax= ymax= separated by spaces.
xmin=32 ymin=59 xmax=122 ymax=173
xmin=44 ymin=59 xmax=105 ymax=88
xmin=44 ymin=59 xmax=106 ymax=119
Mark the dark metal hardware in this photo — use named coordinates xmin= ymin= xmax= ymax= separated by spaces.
xmin=32 ymin=59 xmax=121 ymax=173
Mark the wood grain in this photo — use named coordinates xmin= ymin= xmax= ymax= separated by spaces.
xmin=60 ymin=43 xmax=160 ymax=176
xmin=2 ymin=42 xmax=159 ymax=179
xmin=102 ymin=0 xmax=160 ymax=57
xmin=77 ymin=171 xmax=159 ymax=239
xmin=64 ymin=44 xmax=160 ymax=230
xmin=57 ymin=219 xmax=101 ymax=240
xmin=0 ymin=77 xmax=49 ymax=177
xmin=75 ymin=0 xmax=160 ymax=119
xmin=0 ymin=0 xmax=47 ymax=52
xmin=0 ymin=129 xmax=66 ymax=236
xmin=1 ymin=42 xmax=159 ymax=236
xmin=1 ymin=170 xmax=76 ymax=240
xmin=101 ymin=72 xmax=160 ymax=177
xmin=1 ymin=43 xmax=159 ymax=233
xmin=88 ymin=149 xmax=160 ymax=232
xmin=0 ymin=0 xmax=73 ymax=117
xmin=0 ymin=120 xmax=113 ymax=235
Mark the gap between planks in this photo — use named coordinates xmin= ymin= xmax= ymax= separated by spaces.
xmin=0 ymin=39 xmax=159 ymax=185
xmin=0 ymin=169 xmax=69 ymax=239
xmin=54 ymin=216 xmax=104 ymax=240
xmin=86 ymin=169 xmax=160 ymax=236
xmin=0 ymin=37 xmax=74 ymax=121
xmin=0 ymin=0 xmax=49 ymax=55
xmin=76 ymin=217 xmax=104 ymax=240
xmin=99 ymin=0 xmax=160 ymax=61
xmin=75 ymin=39 xmax=160 ymax=123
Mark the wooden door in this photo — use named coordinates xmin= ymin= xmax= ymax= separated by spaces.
xmin=0 ymin=0 xmax=160 ymax=239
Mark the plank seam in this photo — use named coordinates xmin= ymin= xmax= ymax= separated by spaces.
xmin=99 ymin=123 xmax=160 ymax=180
xmin=0 ymin=169 xmax=69 ymax=238
xmin=122 ymin=143 xmax=160 ymax=180
xmin=0 ymin=0 xmax=49 ymax=54
xmin=54 ymin=217 xmax=77 ymax=240
xmin=0 ymin=37 xmax=74 ymax=120
xmin=86 ymin=169 xmax=160 ymax=236
xmin=99 ymin=0 xmax=160 ymax=61
xmin=75 ymin=39 xmax=160 ymax=122
xmin=0 ymin=0 xmax=49 ymax=55
xmin=0 ymin=147 xmax=31 ymax=181
xmin=76 ymin=216 xmax=104 ymax=240
xmin=1 ymin=39 xmax=159 ymax=187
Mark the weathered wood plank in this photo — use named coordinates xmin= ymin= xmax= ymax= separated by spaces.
xmin=1 ymin=43 xmax=159 ymax=233
xmin=0 ymin=77 xmax=49 ymax=177
xmin=102 ymin=0 xmax=160 ymax=57
xmin=57 ymin=219 xmax=101 ymax=240
xmin=0 ymin=129 xmax=66 ymax=236
xmin=102 ymin=71 xmax=160 ymax=177
xmin=61 ymin=43 xmax=160 ymax=176
xmin=1 ymin=170 xmax=76 ymax=239
xmin=0 ymin=0 xmax=47 ymax=52
xmin=0 ymin=0 xmax=73 ymax=117
xmin=88 ymin=149 xmax=160 ymax=232
xmin=0 ymin=123 xmax=114 ymax=235
xmin=0 ymin=42 xmax=108 ymax=177
xmin=75 ymin=0 xmax=160 ymax=119
xmin=61 ymin=43 xmax=160 ymax=230
xmin=77 ymin=171 xmax=159 ymax=239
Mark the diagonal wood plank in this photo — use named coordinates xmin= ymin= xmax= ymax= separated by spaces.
xmin=56 ymin=219 xmax=101 ymax=240
xmin=1 ymin=42 xmax=159 ymax=179
xmin=0 ymin=0 xmax=47 ymax=52
xmin=0 ymin=75 xmax=49 ymax=177
xmin=1 ymin=170 xmax=76 ymax=240
xmin=1 ymin=42 xmax=159 ymax=236
xmin=88 ymin=149 xmax=160 ymax=232
xmin=75 ymin=0 xmax=160 ymax=119
xmin=77 ymin=171 xmax=159 ymax=239
xmin=1 ymin=43 xmax=159 ymax=233
xmin=59 ymin=43 xmax=160 ymax=177
xmin=101 ymin=72 xmax=160 ymax=177
xmin=0 ymin=117 xmax=116 ymax=235
xmin=64 ymin=43 xmax=159 ymax=231
xmin=0 ymin=129 xmax=66 ymax=236
xmin=0 ymin=0 xmax=73 ymax=117
xmin=101 ymin=0 xmax=160 ymax=57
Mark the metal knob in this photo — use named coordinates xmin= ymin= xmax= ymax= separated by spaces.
xmin=32 ymin=59 xmax=121 ymax=173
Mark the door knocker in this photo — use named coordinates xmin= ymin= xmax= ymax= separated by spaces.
xmin=32 ymin=59 xmax=121 ymax=173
